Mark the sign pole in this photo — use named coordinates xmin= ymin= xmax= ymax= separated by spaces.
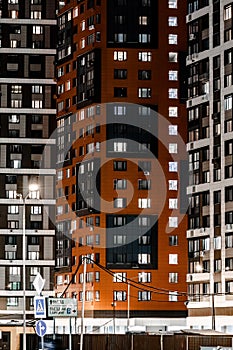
xmin=69 ymin=317 xmax=72 ymax=350
xmin=41 ymin=333 xmax=44 ymax=350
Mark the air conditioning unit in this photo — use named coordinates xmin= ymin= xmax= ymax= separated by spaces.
xmin=144 ymin=171 xmax=150 ymax=175
xmin=199 ymin=251 xmax=204 ymax=257
xmin=190 ymin=142 xmax=194 ymax=149
xmin=89 ymin=226 xmax=94 ymax=231
xmin=188 ymin=14 xmax=192 ymax=21
xmin=187 ymin=274 xmax=193 ymax=282
xmin=89 ymin=25 xmax=95 ymax=30
xmin=200 ymin=228 xmax=205 ymax=233
xmin=226 ymin=224 xmax=233 ymax=230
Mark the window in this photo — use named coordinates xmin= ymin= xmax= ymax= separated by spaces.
xmin=168 ymin=17 xmax=178 ymax=26
xmin=139 ymin=33 xmax=151 ymax=43
xmin=138 ymin=70 xmax=151 ymax=80
xmin=6 ymin=190 xmax=17 ymax=199
xmin=138 ymin=88 xmax=151 ymax=98
xmin=28 ymin=251 xmax=39 ymax=260
xmin=10 ymin=160 xmax=21 ymax=168
xmin=5 ymin=251 xmax=16 ymax=259
xmin=169 ymin=235 xmax=178 ymax=246
xmin=8 ymin=221 xmax=19 ymax=229
xmin=138 ymin=253 xmax=151 ymax=264
xmin=138 ymin=272 xmax=151 ymax=283
xmin=114 ymin=291 xmax=126 ymax=301
xmin=114 ymin=142 xmax=127 ymax=152
xmin=114 ymin=179 xmax=127 ymax=189
xmin=169 ymin=272 xmax=178 ymax=283
xmin=224 ymin=4 xmax=232 ymax=21
xmin=138 ymin=179 xmax=151 ymax=190
xmin=168 ymin=52 xmax=178 ymax=62
xmin=141 ymin=0 xmax=151 ymax=6
xmin=31 ymin=206 xmax=42 ymax=215
xmin=113 ymin=234 xmax=127 ymax=245
xmin=169 ymin=125 xmax=178 ymax=135
xmin=115 ymin=33 xmax=127 ymax=43
xmin=114 ymin=198 xmax=126 ymax=208
xmin=138 ymin=291 xmax=151 ymax=301
xmin=169 ymin=70 xmax=178 ymax=80
xmin=138 ymin=198 xmax=151 ymax=208
xmin=139 ymin=16 xmax=148 ymax=25
xmin=169 ymin=88 xmax=178 ymax=99
xmin=8 ymin=206 xmax=19 ymax=214
xmin=114 ymin=69 xmax=127 ymax=79
xmin=169 ymin=107 xmax=178 ymax=117
xmin=32 ymin=85 xmax=42 ymax=94
xmin=169 ymin=198 xmax=178 ymax=209
xmin=169 ymin=162 xmax=178 ymax=172
xmin=168 ymin=34 xmax=178 ymax=44
xmin=114 ymin=51 xmax=127 ymax=61
xmin=169 ymin=216 xmax=178 ymax=227
xmin=169 ymin=143 xmax=178 ymax=154
xmin=224 ymin=95 xmax=232 ymax=110
xmin=114 ymin=161 xmax=127 ymax=171
xmin=9 ymin=115 xmax=20 ymax=123
xmin=32 ymin=100 xmax=42 ymax=109
xmin=7 ymin=297 xmax=18 ymax=306
xmin=169 ymin=254 xmax=178 ymax=264
xmin=114 ymin=105 xmax=126 ymax=115
xmin=169 ymin=180 xmax=178 ymax=191
xmin=168 ymin=0 xmax=177 ymax=8
xmin=31 ymin=11 xmax=41 ymax=19
xmin=114 ymin=87 xmax=127 ymax=97
xmin=33 ymin=26 xmax=43 ymax=34
xmin=169 ymin=291 xmax=178 ymax=302
xmin=138 ymin=51 xmax=152 ymax=62
xmin=113 ymin=272 xmax=126 ymax=282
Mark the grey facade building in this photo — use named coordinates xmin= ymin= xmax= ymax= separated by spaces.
xmin=186 ymin=0 xmax=233 ymax=332
xmin=0 ymin=0 xmax=56 ymax=322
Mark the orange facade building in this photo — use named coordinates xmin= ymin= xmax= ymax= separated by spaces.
xmin=55 ymin=0 xmax=188 ymax=332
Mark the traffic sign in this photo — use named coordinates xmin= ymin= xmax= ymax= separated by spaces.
xmin=33 ymin=273 xmax=45 ymax=295
xmin=34 ymin=296 xmax=46 ymax=318
xmin=48 ymin=298 xmax=77 ymax=317
xmin=35 ymin=320 xmax=47 ymax=337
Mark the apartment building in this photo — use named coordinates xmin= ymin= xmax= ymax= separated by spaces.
xmin=0 ymin=0 xmax=56 ymax=331
xmin=55 ymin=0 xmax=188 ymax=333
xmin=186 ymin=0 xmax=233 ymax=332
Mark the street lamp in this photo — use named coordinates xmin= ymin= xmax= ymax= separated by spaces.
xmin=18 ymin=183 xmax=39 ymax=350
xmin=195 ymin=264 xmax=215 ymax=330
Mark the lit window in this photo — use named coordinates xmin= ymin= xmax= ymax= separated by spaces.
xmin=139 ymin=16 xmax=148 ymax=25
xmin=114 ymin=198 xmax=126 ymax=208
xmin=28 ymin=251 xmax=39 ymax=260
xmin=169 ymin=143 xmax=178 ymax=153
xmin=138 ymin=88 xmax=151 ymax=98
xmin=113 ymin=142 xmax=127 ymax=152
xmin=138 ymin=272 xmax=151 ymax=282
xmin=113 ymin=273 xmax=127 ymax=283
xmin=168 ymin=180 xmax=178 ymax=190
xmin=138 ymin=291 xmax=151 ymax=301
xmin=224 ymin=4 xmax=232 ymax=21
xmin=138 ymin=253 xmax=151 ymax=264
xmin=81 ymin=38 xmax=85 ymax=48
xmin=139 ymin=33 xmax=151 ymax=43
xmin=169 ymin=198 xmax=178 ymax=209
xmin=169 ymin=217 xmax=178 ymax=228
xmin=114 ymin=51 xmax=127 ymax=61
xmin=8 ymin=205 xmax=19 ymax=214
xmin=168 ymin=0 xmax=177 ymax=8
xmin=169 ymin=88 xmax=178 ymax=99
xmin=169 ymin=70 xmax=178 ymax=80
xmin=115 ymin=33 xmax=127 ymax=43
xmin=169 ymin=254 xmax=178 ymax=264
xmin=168 ymin=17 xmax=178 ymax=26
xmin=33 ymin=26 xmax=43 ymax=34
xmin=138 ymin=51 xmax=152 ymax=62
xmin=114 ymin=291 xmax=127 ymax=301
xmin=7 ymin=297 xmax=18 ymax=306
xmin=81 ymin=20 xmax=85 ymax=31
xmin=169 ymin=106 xmax=178 ymax=117
xmin=168 ymin=34 xmax=177 ymax=44
xmin=224 ymin=95 xmax=232 ymax=110
xmin=32 ymin=85 xmax=42 ymax=94
xmin=114 ymin=179 xmax=127 ymax=189
xmin=114 ymin=106 xmax=126 ymax=115
xmin=138 ymin=198 xmax=151 ymax=208
xmin=169 ymin=162 xmax=178 ymax=172
xmin=31 ymin=11 xmax=41 ymax=19
xmin=32 ymin=100 xmax=42 ymax=109
xmin=168 ymin=125 xmax=178 ymax=135
xmin=169 ymin=291 xmax=178 ymax=302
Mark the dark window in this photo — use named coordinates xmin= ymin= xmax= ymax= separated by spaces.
xmin=113 ymin=161 xmax=127 ymax=171
xmin=226 ymin=187 xmax=233 ymax=202
xmin=114 ymin=87 xmax=127 ymax=97
xmin=114 ymin=69 xmax=127 ymax=79
xmin=9 ymin=130 xmax=19 ymax=137
xmin=138 ymin=70 xmax=151 ymax=80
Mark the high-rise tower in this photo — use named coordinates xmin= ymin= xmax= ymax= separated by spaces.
xmin=186 ymin=0 xmax=233 ymax=331
xmin=0 ymin=0 xmax=56 ymax=331
xmin=55 ymin=0 xmax=188 ymax=333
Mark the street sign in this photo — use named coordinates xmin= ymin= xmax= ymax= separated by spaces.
xmin=34 ymin=296 xmax=47 ymax=318
xmin=33 ymin=273 xmax=45 ymax=295
xmin=35 ymin=320 xmax=47 ymax=337
xmin=48 ymin=298 xmax=77 ymax=317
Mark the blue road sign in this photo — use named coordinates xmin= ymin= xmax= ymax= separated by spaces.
xmin=34 ymin=296 xmax=46 ymax=318
xmin=35 ymin=320 xmax=47 ymax=337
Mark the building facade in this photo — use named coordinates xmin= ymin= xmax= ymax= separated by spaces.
xmin=0 ymin=0 xmax=56 ymax=325
xmin=55 ymin=0 xmax=188 ymax=333
xmin=186 ymin=0 xmax=233 ymax=332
